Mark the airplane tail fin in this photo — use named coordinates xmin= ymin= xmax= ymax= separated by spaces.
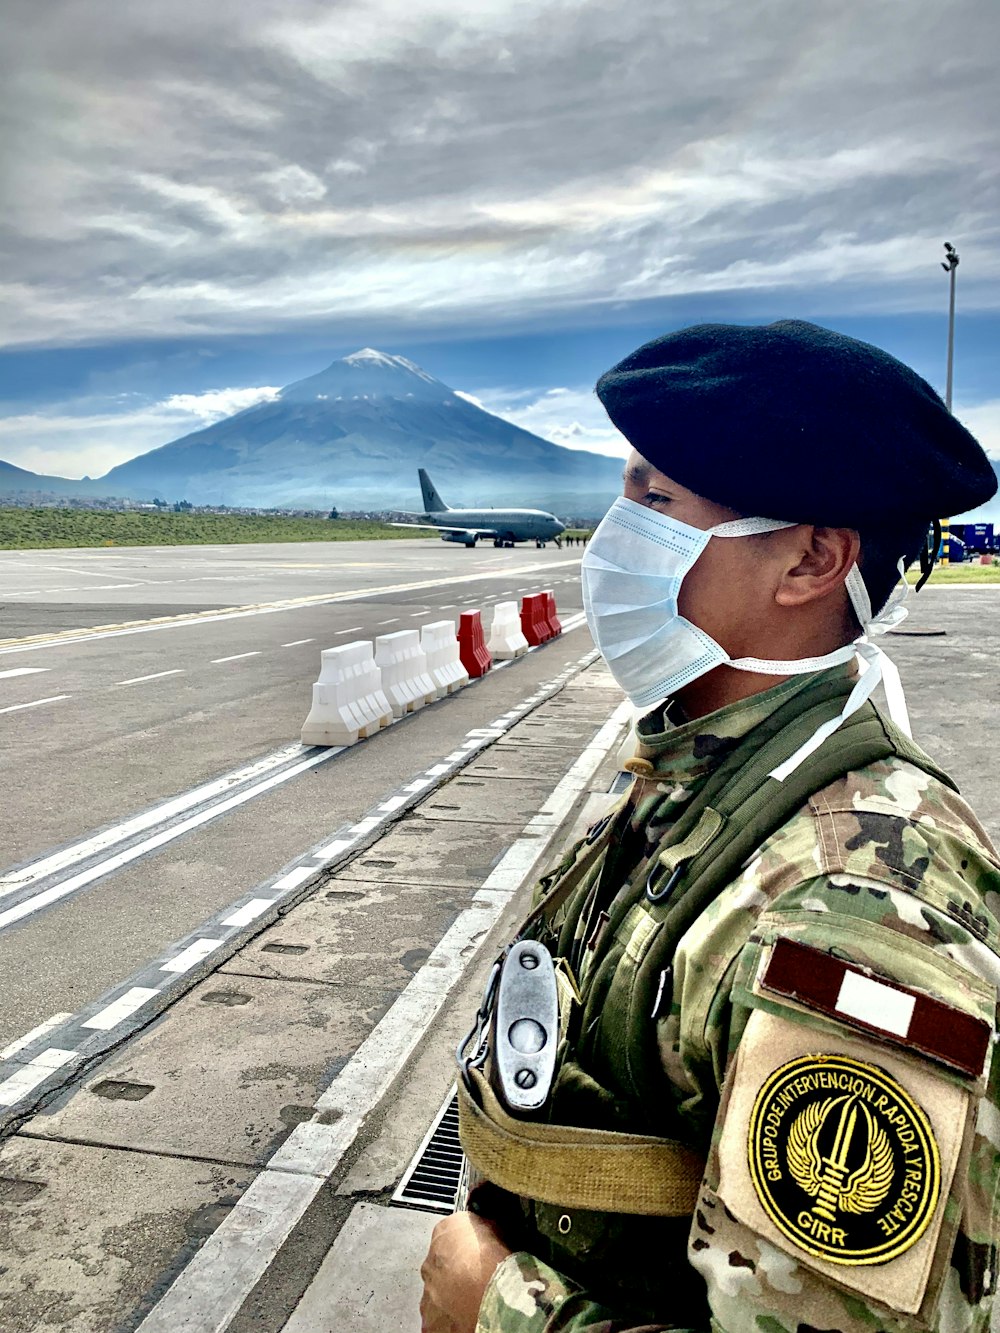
xmin=418 ymin=468 xmax=449 ymax=512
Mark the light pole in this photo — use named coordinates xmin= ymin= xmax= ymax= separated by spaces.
xmin=941 ymin=241 xmax=959 ymax=412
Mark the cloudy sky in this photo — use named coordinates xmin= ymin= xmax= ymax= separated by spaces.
xmin=1 ymin=0 xmax=998 ymax=484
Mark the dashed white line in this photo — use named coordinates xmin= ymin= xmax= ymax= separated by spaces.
xmin=281 ymin=639 xmax=314 ymax=647
xmin=161 ymin=939 xmax=224 ymax=974
xmin=0 ymin=667 xmax=49 ymax=680
xmin=377 ymin=618 xmax=400 ymax=626
xmin=211 ymin=652 xmax=261 ymax=664
xmin=272 ymin=867 xmax=316 ymax=891
xmin=222 ymin=898 xmax=274 ymax=928
xmin=117 ymin=669 xmax=185 ymax=686
xmin=333 ymin=626 xmax=363 ymax=636
xmin=0 ymin=695 xmax=70 ymax=715
xmin=81 ymin=987 xmax=160 ymax=1032
xmin=0 ymin=1050 xmax=78 ymax=1108
xmin=0 ymin=1013 xmax=75 ymax=1061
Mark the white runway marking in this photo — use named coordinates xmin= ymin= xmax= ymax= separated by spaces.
xmin=333 ymin=626 xmax=363 ymax=636
xmin=281 ymin=639 xmax=314 ymax=647
xmin=0 ymin=744 xmax=316 ymax=896
xmin=211 ymin=652 xmax=261 ymax=664
xmin=0 ymin=694 xmax=70 ymax=715
xmin=0 ymin=1013 xmax=74 ymax=1061
xmin=0 ymin=1049 xmax=77 ymax=1107
xmin=0 ymin=667 xmax=49 ymax=679
xmin=0 ymin=750 xmax=342 ymax=931
xmin=377 ymin=618 xmax=399 ymax=626
xmin=82 ymin=986 xmax=159 ymax=1031
xmin=222 ymin=898 xmax=274 ymax=928
xmin=0 ymin=558 xmax=582 ymax=656
xmin=161 ymin=939 xmax=224 ymax=974
xmin=117 ymin=669 xmax=185 ymax=686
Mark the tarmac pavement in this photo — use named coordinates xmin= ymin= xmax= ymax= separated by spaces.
xmin=0 ymin=540 xmax=996 ymax=1333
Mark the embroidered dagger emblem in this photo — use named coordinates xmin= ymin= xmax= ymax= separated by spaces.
xmin=788 ymin=1095 xmax=894 ymax=1222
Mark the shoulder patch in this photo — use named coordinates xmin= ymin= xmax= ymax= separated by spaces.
xmin=717 ymin=1008 xmax=974 ymax=1315
xmin=748 ymin=1053 xmax=940 ymax=1265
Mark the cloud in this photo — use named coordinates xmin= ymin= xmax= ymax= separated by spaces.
xmin=160 ymin=385 xmax=281 ymax=420
xmin=956 ymin=399 xmax=1000 ymax=461
xmin=1 ymin=0 xmax=998 ymax=348
xmin=460 ymin=385 xmax=630 ymax=459
xmin=0 ymin=385 xmax=280 ymax=478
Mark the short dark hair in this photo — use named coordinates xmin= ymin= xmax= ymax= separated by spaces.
xmin=856 ymin=521 xmax=931 ymax=620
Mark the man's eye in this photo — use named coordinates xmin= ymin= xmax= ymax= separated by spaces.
xmin=645 ymin=492 xmax=672 ymax=506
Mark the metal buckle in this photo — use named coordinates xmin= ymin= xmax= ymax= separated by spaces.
xmin=646 ymin=860 xmax=685 ymax=905
xmin=456 ymin=953 xmax=504 ymax=1093
xmin=584 ymin=811 xmax=614 ymax=845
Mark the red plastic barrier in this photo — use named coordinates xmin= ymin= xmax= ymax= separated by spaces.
xmin=519 ymin=594 xmax=550 ymax=646
xmin=457 ymin=610 xmax=493 ymax=678
xmin=542 ymin=589 xmax=562 ymax=637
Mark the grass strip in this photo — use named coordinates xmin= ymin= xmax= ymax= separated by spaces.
xmin=0 ymin=509 xmax=436 ymax=550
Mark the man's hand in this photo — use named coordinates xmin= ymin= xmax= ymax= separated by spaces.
xmin=420 ymin=1209 xmax=513 ymax=1333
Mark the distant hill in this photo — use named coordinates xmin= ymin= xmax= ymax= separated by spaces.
xmin=94 ymin=349 xmax=624 ymax=514
xmin=0 ymin=457 xmax=100 ymax=499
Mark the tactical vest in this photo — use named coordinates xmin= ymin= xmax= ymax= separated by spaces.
xmin=458 ymin=674 xmax=955 ymax=1320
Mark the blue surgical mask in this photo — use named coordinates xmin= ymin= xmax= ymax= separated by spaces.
xmin=581 ymin=497 xmax=910 ymax=781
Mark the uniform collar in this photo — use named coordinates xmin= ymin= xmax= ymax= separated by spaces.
xmin=632 ymin=664 xmax=855 ymax=793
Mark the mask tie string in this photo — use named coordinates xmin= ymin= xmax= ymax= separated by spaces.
xmin=768 ymin=560 xmax=912 ymax=782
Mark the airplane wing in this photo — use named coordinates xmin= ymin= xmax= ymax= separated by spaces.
xmin=389 ymin=521 xmax=499 ymax=538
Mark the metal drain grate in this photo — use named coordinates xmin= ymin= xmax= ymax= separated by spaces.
xmin=392 ymin=1086 xmax=463 ymax=1214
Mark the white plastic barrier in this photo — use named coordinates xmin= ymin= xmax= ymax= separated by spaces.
xmin=421 ymin=620 xmax=470 ymax=695
xmin=375 ymin=629 xmax=439 ymax=717
xmin=487 ymin=600 xmax=529 ymax=660
xmin=301 ymin=640 xmax=392 ymax=747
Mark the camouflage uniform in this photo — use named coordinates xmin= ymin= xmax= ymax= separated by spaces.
xmin=475 ymin=666 xmax=1000 ymax=1333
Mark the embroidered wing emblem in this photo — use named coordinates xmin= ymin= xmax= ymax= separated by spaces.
xmin=787 ymin=1095 xmax=832 ymax=1198
xmin=841 ymin=1103 xmax=894 ymax=1215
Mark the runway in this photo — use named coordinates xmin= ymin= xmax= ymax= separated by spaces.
xmin=0 ymin=539 xmax=586 ymax=1050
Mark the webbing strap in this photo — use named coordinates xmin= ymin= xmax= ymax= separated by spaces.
xmin=579 ymin=684 xmax=956 ymax=1110
xmin=457 ymin=1069 xmax=705 ymax=1217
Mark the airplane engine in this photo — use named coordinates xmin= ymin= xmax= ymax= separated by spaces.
xmin=442 ymin=532 xmax=476 ymax=547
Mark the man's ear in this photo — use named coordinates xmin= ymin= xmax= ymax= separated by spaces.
xmin=773 ymin=527 xmax=860 ymax=608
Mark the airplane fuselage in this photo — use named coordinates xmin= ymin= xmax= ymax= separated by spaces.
xmin=418 ymin=507 xmax=565 ymax=545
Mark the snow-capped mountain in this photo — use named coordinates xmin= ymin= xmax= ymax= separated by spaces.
xmin=90 ymin=349 xmax=623 ymax=512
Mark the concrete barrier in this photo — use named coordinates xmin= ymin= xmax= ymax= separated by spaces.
xmin=520 ymin=593 xmax=551 ymax=646
xmin=421 ymin=620 xmax=470 ymax=694
xmin=376 ymin=629 xmax=439 ymax=717
xmin=542 ymin=589 xmax=562 ymax=637
xmin=301 ymin=641 xmax=392 ymax=747
xmin=458 ymin=610 xmax=492 ymax=678
xmin=487 ymin=601 xmax=529 ymax=660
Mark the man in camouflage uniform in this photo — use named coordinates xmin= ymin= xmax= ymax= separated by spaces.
xmin=420 ymin=322 xmax=1000 ymax=1333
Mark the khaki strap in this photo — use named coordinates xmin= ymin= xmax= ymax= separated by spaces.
xmin=457 ymin=1070 xmax=705 ymax=1217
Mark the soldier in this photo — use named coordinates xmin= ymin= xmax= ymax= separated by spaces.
xmin=420 ymin=321 xmax=1000 ymax=1333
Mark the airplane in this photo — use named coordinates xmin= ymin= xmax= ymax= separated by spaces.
xmin=393 ymin=469 xmax=566 ymax=548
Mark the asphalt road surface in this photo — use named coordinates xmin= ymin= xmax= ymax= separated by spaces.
xmin=0 ymin=539 xmax=587 ymax=1050
xmin=1 ymin=541 xmax=996 ymax=1094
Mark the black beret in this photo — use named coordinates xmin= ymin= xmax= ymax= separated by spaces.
xmin=596 ymin=320 xmax=997 ymax=527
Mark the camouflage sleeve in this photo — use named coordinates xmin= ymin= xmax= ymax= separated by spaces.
xmin=476 ymin=1252 xmax=694 ymax=1333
